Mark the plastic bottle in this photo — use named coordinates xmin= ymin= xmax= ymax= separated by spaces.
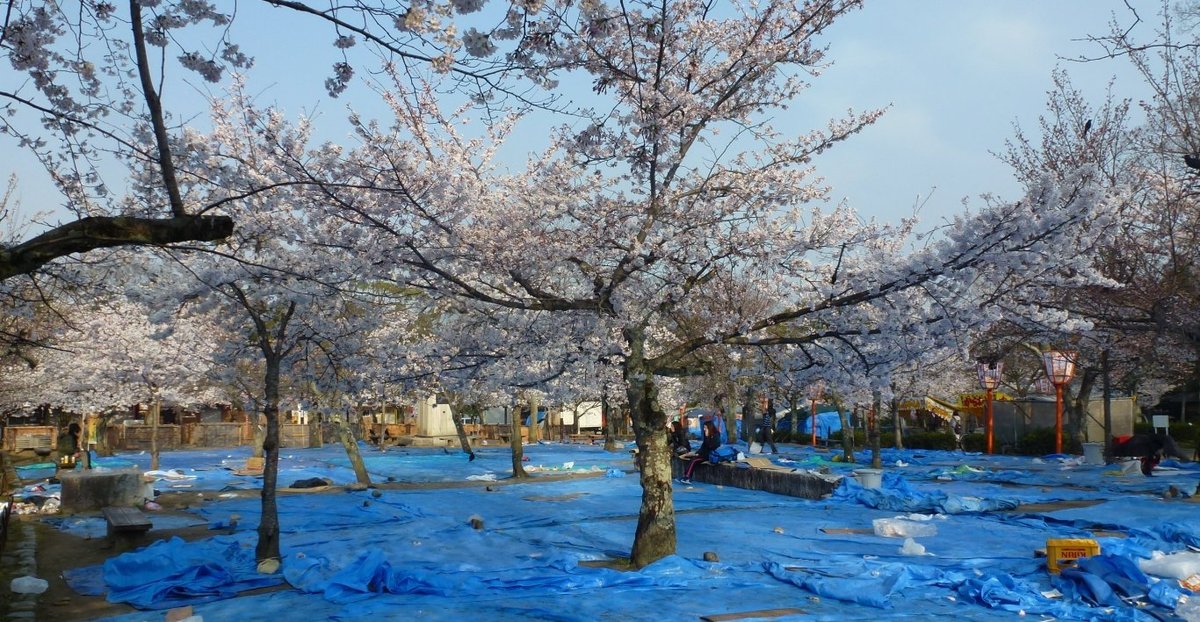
xmin=10 ymin=576 xmax=49 ymax=594
xmin=1178 ymin=595 xmax=1200 ymax=622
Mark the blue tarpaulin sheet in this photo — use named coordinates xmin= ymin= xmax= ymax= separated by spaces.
xmin=21 ymin=441 xmax=1196 ymax=621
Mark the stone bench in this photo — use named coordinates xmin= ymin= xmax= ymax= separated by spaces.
xmin=102 ymin=506 xmax=152 ymax=548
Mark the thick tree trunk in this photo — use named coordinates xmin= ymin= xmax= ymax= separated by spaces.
xmin=94 ymin=415 xmax=112 ymax=457
xmin=336 ymin=419 xmax=371 ymax=487
xmin=310 ymin=412 xmax=323 ymax=448
xmin=837 ymin=405 xmax=855 ymax=463
xmin=788 ymin=392 xmax=802 ymax=443
xmin=510 ymin=405 xmax=528 ymax=477
xmin=256 ymin=355 xmax=283 ymax=566
xmin=891 ymin=398 xmax=904 ymax=450
xmin=720 ymin=392 xmax=738 ymax=444
xmin=251 ymin=416 xmax=266 ymax=458
xmin=450 ymin=402 xmax=475 ymax=460
xmin=1072 ymin=369 xmax=1099 ymax=446
xmin=870 ymin=392 xmax=882 ymax=469
xmin=150 ymin=399 xmax=161 ymax=471
xmin=527 ymin=394 xmax=541 ymax=443
xmin=742 ymin=388 xmax=758 ymax=445
xmin=624 ymin=330 xmax=675 ymax=568
xmin=602 ymin=395 xmax=620 ymax=451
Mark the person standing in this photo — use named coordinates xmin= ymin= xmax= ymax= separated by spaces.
xmin=759 ymin=399 xmax=779 ymax=454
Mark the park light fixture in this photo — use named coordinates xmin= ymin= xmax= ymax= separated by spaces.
xmin=1041 ymin=350 xmax=1078 ymax=454
xmin=976 ymin=360 xmax=1004 ymax=454
xmin=806 ymin=381 xmax=825 ymax=447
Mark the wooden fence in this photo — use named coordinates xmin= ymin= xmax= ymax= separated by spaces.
xmin=1 ymin=425 xmax=55 ymax=453
xmin=109 ymin=425 xmax=182 ymax=451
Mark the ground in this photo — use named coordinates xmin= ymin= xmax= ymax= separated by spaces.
xmin=2 ymin=441 xmax=1199 ymax=622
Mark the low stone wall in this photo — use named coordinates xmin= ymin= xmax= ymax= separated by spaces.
xmin=672 ymin=458 xmax=838 ymax=499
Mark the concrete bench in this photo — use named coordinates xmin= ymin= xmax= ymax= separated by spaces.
xmin=102 ymin=506 xmax=152 ymax=547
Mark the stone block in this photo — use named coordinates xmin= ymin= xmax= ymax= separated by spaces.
xmin=59 ymin=469 xmax=149 ymax=513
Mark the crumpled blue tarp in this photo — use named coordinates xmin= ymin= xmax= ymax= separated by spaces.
xmin=100 ymin=536 xmax=283 ymax=609
xmin=285 ymin=547 xmax=702 ymax=604
xmin=763 ymin=560 xmax=952 ymax=608
xmin=832 ymin=471 xmax=1020 ymax=513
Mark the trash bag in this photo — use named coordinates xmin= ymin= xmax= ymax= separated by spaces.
xmin=288 ymin=477 xmax=329 ymax=489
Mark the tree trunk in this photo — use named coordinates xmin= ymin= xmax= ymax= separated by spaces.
xmin=1072 ymin=368 xmax=1099 ymax=446
xmin=891 ymin=398 xmax=904 ymax=450
xmin=94 ymin=415 xmax=112 ymax=457
xmin=720 ymin=392 xmax=738 ymax=444
xmin=870 ymin=392 xmax=882 ymax=469
xmin=603 ymin=395 xmax=620 ymax=452
xmin=527 ymin=394 xmax=541 ymax=443
xmin=251 ymin=413 xmax=266 ymax=459
xmin=742 ymin=388 xmax=759 ymax=445
xmin=310 ymin=411 xmax=323 ymax=448
xmin=625 ymin=359 xmax=675 ymax=568
xmin=336 ymin=419 xmax=371 ymax=487
xmin=256 ymin=354 xmax=283 ymax=566
xmin=450 ymin=402 xmax=475 ymax=460
xmin=836 ymin=404 xmax=855 ymax=463
xmin=788 ymin=392 xmax=802 ymax=443
xmin=510 ymin=404 xmax=528 ymax=477
xmin=150 ymin=399 xmax=161 ymax=471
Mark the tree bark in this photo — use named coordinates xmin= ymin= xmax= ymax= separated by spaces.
xmin=450 ymin=401 xmax=475 ymax=460
xmin=836 ymin=404 xmax=855 ymax=463
xmin=509 ymin=404 xmax=528 ymax=478
xmin=742 ymin=388 xmax=759 ymax=445
xmin=721 ymin=392 xmax=738 ymax=444
xmin=625 ymin=328 xmax=676 ymax=568
xmin=602 ymin=395 xmax=620 ymax=451
xmin=256 ymin=354 xmax=282 ymax=565
xmin=891 ymin=398 xmax=904 ymax=450
xmin=527 ymin=394 xmax=541 ymax=443
xmin=336 ymin=419 xmax=371 ymax=487
xmin=0 ymin=215 xmax=233 ymax=282
xmin=150 ymin=399 xmax=160 ymax=471
xmin=1072 ymin=368 xmax=1098 ymax=446
xmin=788 ymin=391 xmax=802 ymax=443
xmin=870 ymin=392 xmax=882 ymax=469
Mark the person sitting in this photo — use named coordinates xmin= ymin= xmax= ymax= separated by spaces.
xmin=670 ymin=420 xmax=691 ymax=455
xmin=1110 ymin=432 xmax=1188 ymax=476
xmin=682 ymin=420 xmax=721 ymax=483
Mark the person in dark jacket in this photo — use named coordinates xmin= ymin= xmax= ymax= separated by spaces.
xmin=758 ymin=399 xmax=779 ymax=454
xmin=670 ymin=419 xmax=691 ymax=455
xmin=682 ymin=420 xmax=722 ymax=483
xmin=1111 ymin=432 xmax=1188 ymax=476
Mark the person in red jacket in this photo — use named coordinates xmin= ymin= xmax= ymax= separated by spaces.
xmin=1110 ymin=432 xmax=1187 ymax=476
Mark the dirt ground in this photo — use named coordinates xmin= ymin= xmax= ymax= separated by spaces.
xmin=2 ymin=488 xmax=260 ymax=622
xmin=1 ymin=470 xmax=609 ymax=622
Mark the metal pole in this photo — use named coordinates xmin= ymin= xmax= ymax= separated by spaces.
xmin=810 ymin=398 xmax=818 ymax=447
xmin=1055 ymin=383 xmax=1064 ymax=454
xmin=985 ymin=387 xmax=994 ymax=454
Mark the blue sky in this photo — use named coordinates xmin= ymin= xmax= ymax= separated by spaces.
xmin=796 ymin=0 xmax=1150 ymax=226
xmin=2 ymin=1 xmax=1153 ymax=231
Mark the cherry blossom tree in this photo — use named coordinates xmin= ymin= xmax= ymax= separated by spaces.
xmin=999 ymin=4 xmax=1200 ymax=421
xmin=306 ymin=0 xmax=1122 ymax=568
xmin=0 ymin=288 xmax=226 ymax=462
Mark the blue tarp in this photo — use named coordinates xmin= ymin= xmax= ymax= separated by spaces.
xmin=23 ymin=442 xmax=1196 ymax=622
